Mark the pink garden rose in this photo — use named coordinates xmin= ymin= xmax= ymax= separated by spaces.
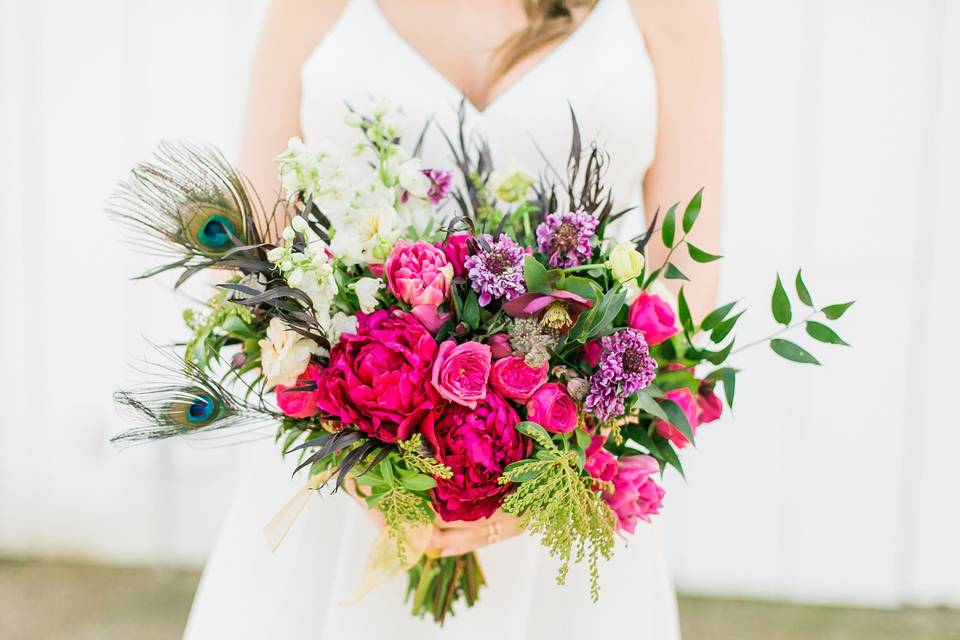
xmin=584 ymin=435 xmax=617 ymax=483
xmin=385 ymin=240 xmax=454 ymax=307
xmin=424 ymin=391 xmax=531 ymax=521
xmin=487 ymin=333 xmax=513 ymax=359
xmin=275 ymin=363 xmax=323 ymax=419
xmin=438 ymin=234 xmax=472 ymax=278
xmin=431 ymin=340 xmax=492 ymax=409
xmin=526 ymin=382 xmax=579 ymax=434
xmin=605 ymin=455 xmax=665 ymax=533
xmin=490 ymin=356 xmax=548 ymax=401
xmin=697 ymin=381 xmax=723 ymax=424
xmin=581 ymin=339 xmax=602 ymax=368
xmin=655 ymin=387 xmax=701 ymax=449
xmin=627 ymin=292 xmax=679 ymax=346
xmin=314 ymin=309 xmax=440 ymax=443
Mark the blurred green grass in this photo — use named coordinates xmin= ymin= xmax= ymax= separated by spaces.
xmin=2 ymin=558 xmax=958 ymax=639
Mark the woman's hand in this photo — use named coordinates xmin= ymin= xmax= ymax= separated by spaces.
xmin=430 ymin=509 xmax=524 ymax=557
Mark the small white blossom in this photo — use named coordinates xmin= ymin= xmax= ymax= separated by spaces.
xmin=328 ymin=312 xmax=359 ymax=344
xmin=352 ymin=277 xmax=384 ymax=313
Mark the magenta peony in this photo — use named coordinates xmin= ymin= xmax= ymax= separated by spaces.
xmin=385 ymin=240 xmax=454 ymax=307
xmin=431 ymin=340 xmax=492 ymax=409
xmin=627 ymin=291 xmax=679 ymax=346
xmin=275 ymin=363 xmax=323 ymax=419
xmin=526 ymin=382 xmax=579 ymax=434
xmin=314 ymin=309 xmax=440 ymax=443
xmin=438 ymin=234 xmax=471 ymax=278
xmin=655 ymin=387 xmax=701 ymax=449
xmin=584 ymin=434 xmax=617 ymax=483
xmin=489 ymin=356 xmax=548 ymax=401
xmin=605 ymin=455 xmax=665 ymax=533
xmin=424 ymin=391 xmax=531 ymax=521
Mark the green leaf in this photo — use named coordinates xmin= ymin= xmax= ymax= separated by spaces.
xmin=664 ymin=263 xmax=689 ymax=281
xmin=681 ymin=188 xmax=703 ymax=233
xmin=574 ymin=427 xmax=592 ymax=451
xmin=400 ymin=474 xmax=437 ymax=492
xmin=524 ymin=255 xmax=551 ymax=294
xmin=657 ymin=441 xmax=685 ymax=479
xmin=771 ymin=274 xmax=792 ymax=326
xmin=822 ymin=301 xmax=855 ymax=320
xmin=661 ymin=203 xmax=678 ymax=248
xmin=806 ymin=321 xmax=849 ymax=346
xmin=463 ymin=289 xmax=481 ymax=330
xmin=795 ymin=269 xmax=813 ymax=307
xmin=502 ymin=459 xmax=543 ymax=482
xmin=710 ymin=310 xmax=745 ymax=344
xmin=721 ymin=368 xmax=736 ymax=408
xmin=515 ymin=421 xmax=554 ymax=448
xmin=559 ymin=276 xmax=602 ymax=304
xmin=677 ymin=287 xmax=693 ymax=333
xmin=700 ymin=301 xmax=737 ymax=332
xmin=380 ymin=459 xmax=397 ymax=486
xmin=770 ymin=338 xmax=820 ymax=365
xmin=687 ymin=243 xmax=723 ymax=263
xmin=659 ymin=398 xmax=695 ymax=445
xmin=702 ymin=339 xmax=736 ymax=366
xmin=584 ymin=287 xmax=628 ymax=341
xmin=635 ymin=389 xmax=669 ymax=421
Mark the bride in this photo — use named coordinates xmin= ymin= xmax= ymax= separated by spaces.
xmin=184 ymin=0 xmax=721 ymax=637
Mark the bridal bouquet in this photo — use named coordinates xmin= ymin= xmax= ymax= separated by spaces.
xmin=111 ymin=100 xmax=852 ymax=624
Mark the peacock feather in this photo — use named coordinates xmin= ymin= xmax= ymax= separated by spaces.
xmin=109 ymin=142 xmax=278 ymax=285
xmin=112 ymin=348 xmax=279 ymax=445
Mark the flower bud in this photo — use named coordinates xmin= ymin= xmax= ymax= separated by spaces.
xmin=606 ymin=241 xmax=645 ymax=283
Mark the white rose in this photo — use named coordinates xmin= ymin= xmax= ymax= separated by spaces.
xmin=352 ymin=277 xmax=384 ymax=313
xmin=606 ymin=241 xmax=645 ymax=283
xmin=258 ymin=317 xmax=317 ymax=387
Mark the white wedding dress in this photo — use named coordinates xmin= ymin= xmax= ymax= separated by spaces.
xmin=184 ymin=0 xmax=680 ymax=637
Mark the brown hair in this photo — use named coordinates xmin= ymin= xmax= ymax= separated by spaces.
xmin=492 ymin=0 xmax=599 ymax=81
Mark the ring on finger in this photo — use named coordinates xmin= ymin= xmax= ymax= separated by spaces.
xmin=486 ymin=521 xmax=502 ymax=544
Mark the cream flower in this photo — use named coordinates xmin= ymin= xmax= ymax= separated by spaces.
xmin=606 ymin=241 xmax=645 ymax=283
xmin=328 ymin=312 xmax=359 ymax=344
xmin=352 ymin=277 xmax=384 ymax=313
xmin=488 ymin=160 xmax=535 ymax=203
xmin=258 ymin=317 xmax=317 ymax=387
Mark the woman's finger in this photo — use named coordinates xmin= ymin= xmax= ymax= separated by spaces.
xmin=431 ymin=517 xmax=521 ymax=556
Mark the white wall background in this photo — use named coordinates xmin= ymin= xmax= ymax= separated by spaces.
xmin=0 ymin=0 xmax=957 ymax=608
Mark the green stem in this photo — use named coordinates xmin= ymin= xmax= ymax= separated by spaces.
xmin=563 ymin=263 xmax=606 ymax=273
xmin=730 ymin=310 xmax=819 ymax=355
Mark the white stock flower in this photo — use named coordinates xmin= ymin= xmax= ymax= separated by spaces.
xmin=330 ymin=231 xmax=365 ymax=266
xmin=352 ymin=277 xmax=384 ymax=313
xmin=258 ymin=317 xmax=317 ymax=387
xmin=396 ymin=197 xmax=435 ymax=236
xmin=328 ymin=312 xmax=359 ymax=344
xmin=397 ymin=159 xmax=430 ymax=199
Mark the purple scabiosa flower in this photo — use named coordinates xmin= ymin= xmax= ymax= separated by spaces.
xmin=584 ymin=329 xmax=657 ymax=422
xmin=424 ymin=168 xmax=453 ymax=204
xmin=536 ymin=210 xmax=599 ymax=268
xmin=464 ymin=234 xmax=526 ymax=307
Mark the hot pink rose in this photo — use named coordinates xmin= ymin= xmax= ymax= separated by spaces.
xmin=438 ymin=234 xmax=472 ymax=278
xmin=314 ymin=309 xmax=440 ymax=443
xmin=627 ymin=292 xmax=679 ymax=346
xmin=275 ymin=363 xmax=323 ymax=418
xmin=697 ymin=381 xmax=723 ymax=424
xmin=655 ymin=387 xmax=701 ymax=449
xmin=424 ymin=390 xmax=531 ymax=521
xmin=526 ymin=382 xmax=579 ymax=434
xmin=431 ymin=340 xmax=492 ymax=408
xmin=605 ymin=455 xmax=665 ymax=533
xmin=488 ymin=333 xmax=513 ymax=359
xmin=490 ymin=356 xmax=548 ymax=401
xmin=581 ymin=339 xmax=602 ymax=368
xmin=584 ymin=435 xmax=617 ymax=483
xmin=385 ymin=240 xmax=454 ymax=307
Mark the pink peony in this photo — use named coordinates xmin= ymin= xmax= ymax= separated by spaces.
xmin=424 ymin=390 xmax=531 ymax=521
xmin=697 ymin=381 xmax=723 ymax=424
xmin=314 ymin=309 xmax=440 ymax=443
xmin=438 ymin=234 xmax=472 ymax=278
xmin=655 ymin=387 xmax=701 ymax=449
xmin=605 ymin=455 xmax=665 ymax=533
xmin=584 ymin=435 xmax=617 ymax=483
xmin=385 ymin=240 xmax=454 ymax=307
xmin=431 ymin=340 xmax=492 ymax=409
xmin=627 ymin=292 xmax=679 ymax=346
xmin=489 ymin=356 xmax=548 ymax=401
xmin=526 ymin=382 xmax=579 ymax=434
xmin=275 ymin=363 xmax=323 ymax=418
xmin=487 ymin=333 xmax=513 ymax=359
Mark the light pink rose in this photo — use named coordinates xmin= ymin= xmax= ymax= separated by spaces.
xmin=605 ymin=455 xmax=665 ymax=533
xmin=411 ymin=304 xmax=452 ymax=334
xmin=431 ymin=340 xmax=492 ymax=408
xmin=584 ymin=434 xmax=617 ymax=482
xmin=488 ymin=333 xmax=513 ymax=359
xmin=655 ymin=387 xmax=701 ymax=449
xmin=526 ymin=382 xmax=579 ymax=434
xmin=697 ymin=381 xmax=723 ymax=424
xmin=627 ymin=292 xmax=679 ymax=346
xmin=386 ymin=240 xmax=454 ymax=307
xmin=490 ymin=356 xmax=548 ymax=401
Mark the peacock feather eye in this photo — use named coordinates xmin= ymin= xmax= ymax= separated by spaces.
xmin=186 ymin=205 xmax=243 ymax=256
xmin=167 ymin=388 xmax=223 ymax=428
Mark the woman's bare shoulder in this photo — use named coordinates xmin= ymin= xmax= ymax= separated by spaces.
xmin=257 ymin=0 xmax=350 ymax=64
xmin=627 ymin=0 xmax=720 ymax=48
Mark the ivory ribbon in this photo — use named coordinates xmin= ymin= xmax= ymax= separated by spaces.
xmin=263 ymin=469 xmax=333 ymax=552
xmin=343 ymin=524 xmax=434 ymax=605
